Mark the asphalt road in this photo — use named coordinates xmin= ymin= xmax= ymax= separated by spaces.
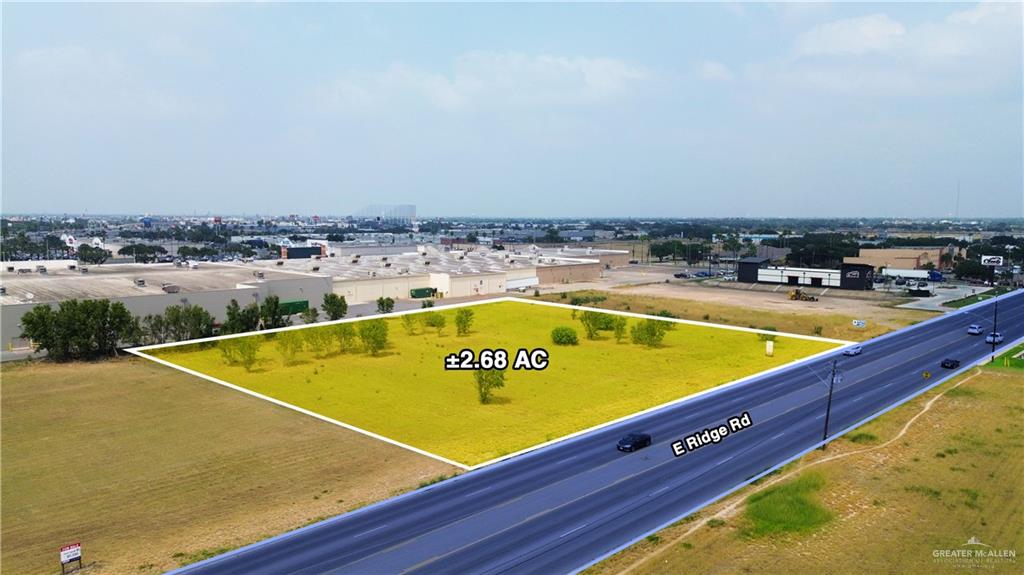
xmin=173 ymin=290 xmax=1024 ymax=575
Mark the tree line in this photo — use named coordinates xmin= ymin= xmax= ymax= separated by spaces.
xmin=20 ymin=292 xmax=351 ymax=362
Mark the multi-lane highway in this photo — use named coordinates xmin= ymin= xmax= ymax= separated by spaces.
xmin=175 ymin=290 xmax=1023 ymax=575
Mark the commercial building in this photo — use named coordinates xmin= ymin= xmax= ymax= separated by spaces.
xmin=252 ymin=245 xmax=608 ymax=303
xmin=1 ymin=245 xmax=616 ymax=351
xmin=0 ymin=260 xmax=332 ymax=351
xmin=844 ymin=247 xmax=951 ymax=270
xmin=737 ymin=257 xmax=874 ymax=290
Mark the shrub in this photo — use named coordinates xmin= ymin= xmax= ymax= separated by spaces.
xmin=758 ymin=327 xmax=778 ymax=342
xmin=551 ymin=326 xmax=579 ymax=345
xmin=630 ymin=319 xmax=669 ymax=347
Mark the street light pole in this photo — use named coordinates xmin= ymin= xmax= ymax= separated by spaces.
xmin=821 ymin=359 xmax=838 ymax=449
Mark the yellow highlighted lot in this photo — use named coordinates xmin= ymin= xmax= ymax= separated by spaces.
xmin=148 ymin=301 xmax=838 ymax=466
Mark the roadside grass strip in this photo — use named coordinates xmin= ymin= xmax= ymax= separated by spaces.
xmin=131 ymin=298 xmax=844 ymax=468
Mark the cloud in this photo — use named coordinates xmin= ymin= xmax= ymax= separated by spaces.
xmin=313 ymin=51 xmax=649 ymax=113
xmin=698 ymin=60 xmax=735 ymax=82
xmin=795 ymin=14 xmax=906 ymax=56
xmin=756 ymin=3 xmax=1021 ymax=98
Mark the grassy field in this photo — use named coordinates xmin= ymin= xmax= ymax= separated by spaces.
xmin=536 ymin=290 xmax=919 ymax=341
xmin=148 ymin=300 xmax=838 ymax=466
xmin=1 ymin=358 xmax=454 ymax=575
xmin=587 ymin=366 xmax=1024 ymax=575
xmin=944 ymin=286 xmax=1016 ymax=308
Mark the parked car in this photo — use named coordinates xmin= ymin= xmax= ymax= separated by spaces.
xmin=985 ymin=332 xmax=1004 ymax=344
xmin=967 ymin=324 xmax=983 ymax=335
xmin=617 ymin=433 xmax=652 ymax=452
xmin=842 ymin=345 xmax=863 ymax=357
xmin=673 ymin=272 xmax=690 ymax=278
xmin=940 ymin=358 xmax=961 ymax=369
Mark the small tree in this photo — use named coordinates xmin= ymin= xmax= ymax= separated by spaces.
xmin=421 ymin=312 xmax=446 ymax=336
xmin=421 ymin=300 xmax=434 ymax=309
xmin=612 ymin=316 xmax=628 ymax=343
xmin=260 ymin=295 xmax=290 ymax=329
xmin=236 ymin=337 xmax=261 ymax=371
xmin=219 ymin=338 xmax=241 ymax=365
xmin=358 ymin=319 xmax=389 ymax=355
xmin=757 ymin=327 xmax=777 ymax=342
xmin=401 ymin=314 xmax=417 ymax=335
xmin=474 ymin=369 xmax=507 ymax=404
xmin=304 ymin=327 xmax=332 ymax=357
xmin=321 ymin=293 xmax=348 ymax=320
xmin=578 ymin=310 xmax=605 ymax=340
xmin=376 ymin=297 xmax=395 ymax=314
xmin=275 ymin=331 xmax=304 ymax=365
xmin=301 ymin=307 xmax=320 ymax=324
xmin=455 ymin=308 xmax=475 ymax=336
xmin=332 ymin=323 xmax=357 ymax=353
xmin=551 ymin=326 xmax=579 ymax=345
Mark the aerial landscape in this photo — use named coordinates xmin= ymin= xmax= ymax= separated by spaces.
xmin=2 ymin=2 xmax=1022 ymax=575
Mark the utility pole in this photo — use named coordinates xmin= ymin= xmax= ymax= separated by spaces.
xmin=821 ymin=359 xmax=838 ymax=449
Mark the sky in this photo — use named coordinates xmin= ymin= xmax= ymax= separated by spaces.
xmin=2 ymin=2 xmax=1022 ymax=218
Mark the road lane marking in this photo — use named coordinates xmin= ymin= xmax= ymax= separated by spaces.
xmin=770 ymin=432 xmax=786 ymax=440
xmin=463 ymin=486 xmax=493 ymax=498
xmin=560 ymin=523 xmax=589 ymax=538
xmin=354 ymin=524 xmax=388 ymax=538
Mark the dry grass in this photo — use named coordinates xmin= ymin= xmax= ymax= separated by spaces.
xmin=1 ymin=358 xmax=454 ymax=574
xmin=587 ymin=368 xmax=1024 ymax=575
xmin=536 ymin=289 xmax=930 ymax=341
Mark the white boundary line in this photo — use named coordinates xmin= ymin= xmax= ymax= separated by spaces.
xmin=127 ymin=297 xmax=852 ymax=470
xmin=126 ymin=348 xmax=473 ymax=470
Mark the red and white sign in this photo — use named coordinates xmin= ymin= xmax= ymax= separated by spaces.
xmin=60 ymin=542 xmax=81 ymax=564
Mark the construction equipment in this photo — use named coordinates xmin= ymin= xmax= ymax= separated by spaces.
xmin=788 ymin=288 xmax=818 ymax=302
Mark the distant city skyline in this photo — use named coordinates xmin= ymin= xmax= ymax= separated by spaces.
xmin=3 ymin=3 xmax=1022 ymax=218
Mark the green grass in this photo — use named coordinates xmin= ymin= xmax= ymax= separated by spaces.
xmin=150 ymin=300 xmax=837 ymax=466
xmin=943 ymin=286 xmax=1015 ymax=308
xmin=741 ymin=473 xmax=833 ymax=537
xmin=990 ymin=343 xmax=1024 ymax=370
xmin=846 ymin=432 xmax=878 ymax=444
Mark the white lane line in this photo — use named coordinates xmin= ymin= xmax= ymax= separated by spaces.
xmin=814 ymin=414 xmax=825 ymax=420
xmin=353 ymin=524 xmax=388 ymax=538
xmin=853 ymin=395 xmax=863 ymax=402
xmin=651 ymin=485 xmax=672 ymax=496
xmin=883 ymin=382 xmax=894 ymax=388
xmin=463 ymin=486 xmax=493 ymax=498
xmin=770 ymin=431 xmax=786 ymax=440
xmin=557 ymin=455 xmax=578 ymax=463
xmin=560 ymin=523 xmax=589 ymax=538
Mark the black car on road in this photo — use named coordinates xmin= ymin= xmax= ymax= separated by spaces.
xmin=940 ymin=358 xmax=961 ymax=369
xmin=617 ymin=433 xmax=653 ymax=452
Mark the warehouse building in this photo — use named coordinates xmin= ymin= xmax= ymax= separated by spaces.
xmin=0 ymin=260 xmax=332 ymax=351
xmin=252 ymin=246 xmax=604 ymax=303
xmin=737 ymin=257 xmax=874 ymax=290
xmin=844 ymin=247 xmax=952 ymax=270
